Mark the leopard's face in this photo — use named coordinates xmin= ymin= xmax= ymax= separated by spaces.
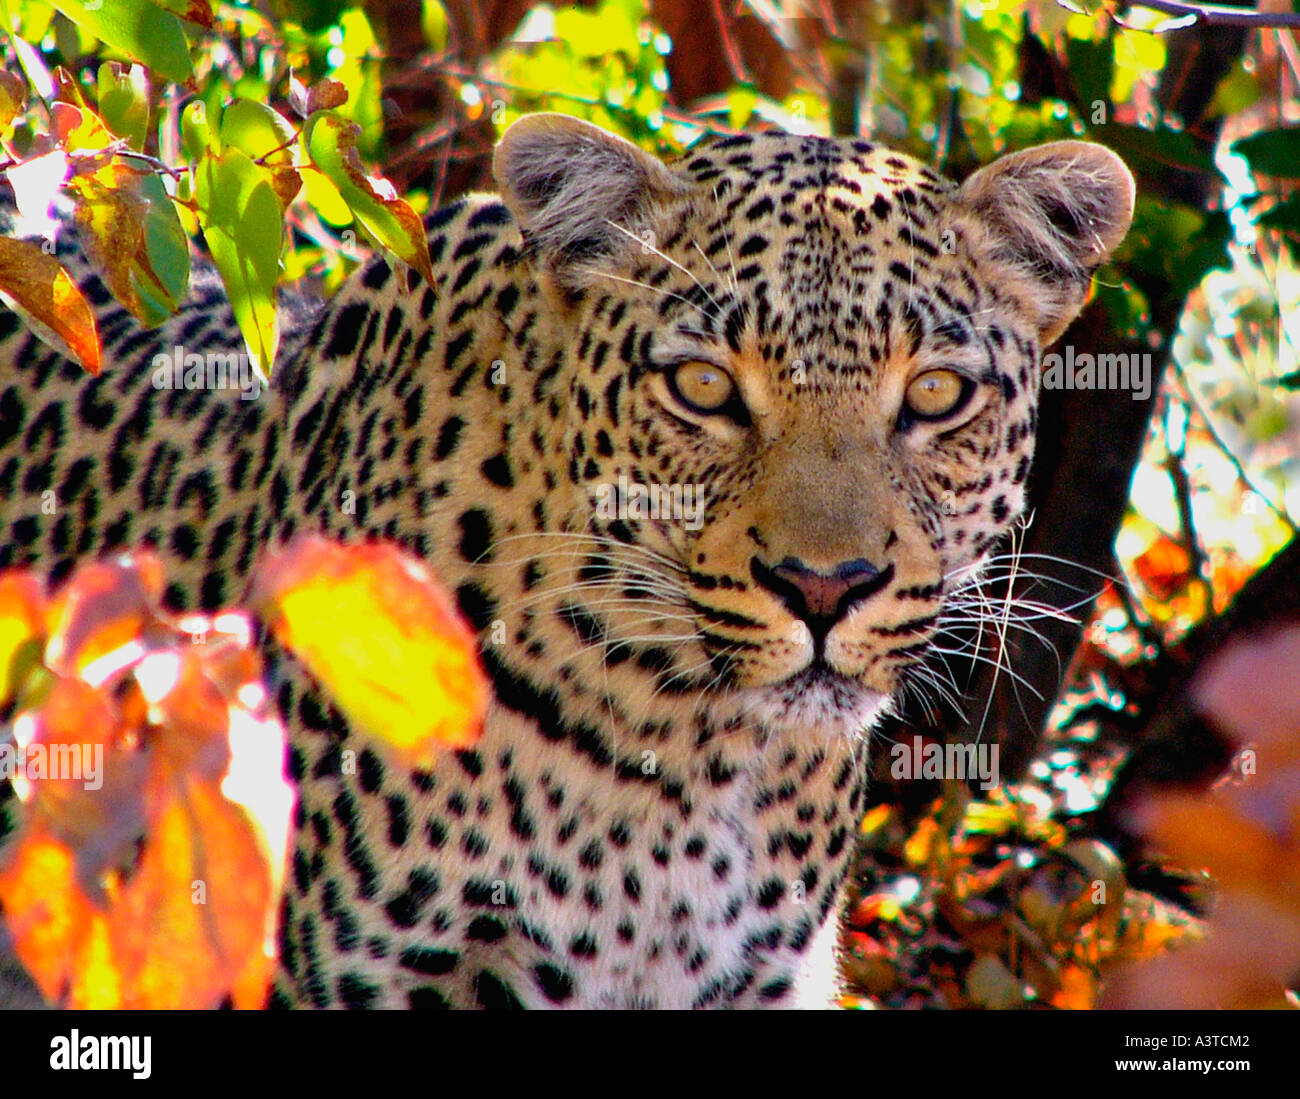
xmin=500 ymin=121 xmax=1133 ymax=736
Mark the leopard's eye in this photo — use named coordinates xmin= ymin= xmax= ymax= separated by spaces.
xmin=668 ymin=361 xmax=738 ymax=415
xmin=903 ymin=369 xmax=972 ymax=422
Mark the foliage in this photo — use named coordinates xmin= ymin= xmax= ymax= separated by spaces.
xmin=0 ymin=543 xmax=484 ymax=1007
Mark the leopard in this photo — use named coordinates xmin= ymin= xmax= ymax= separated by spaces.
xmin=0 ymin=113 xmax=1133 ymax=1009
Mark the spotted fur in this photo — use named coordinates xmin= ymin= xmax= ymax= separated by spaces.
xmin=0 ymin=115 xmax=1133 ymax=1008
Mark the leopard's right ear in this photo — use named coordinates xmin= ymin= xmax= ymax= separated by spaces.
xmin=493 ymin=113 xmax=688 ymax=287
xmin=953 ymin=140 xmax=1135 ymax=345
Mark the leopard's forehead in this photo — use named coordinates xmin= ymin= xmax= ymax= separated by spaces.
xmin=624 ymin=133 xmax=990 ymax=385
xmin=675 ymin=131 xmax=950 ymax=200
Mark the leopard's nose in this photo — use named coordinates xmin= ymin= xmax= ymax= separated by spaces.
xmin=750 ymin=555 xmax=894 ymax=644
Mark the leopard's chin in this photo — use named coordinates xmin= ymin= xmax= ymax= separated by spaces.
xmin=733 ymin=661 xmax=889 ymax=738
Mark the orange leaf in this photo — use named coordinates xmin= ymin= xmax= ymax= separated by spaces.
xmin=0 ymin=237 xmax=100 ymax=372
xmin=0 ymin=556 xmax=292 ymax=1009
xmin=1131 ymin=533 xmax=1192 ymax=602
xmin=44 ymin=553 xmax=164 ymax=680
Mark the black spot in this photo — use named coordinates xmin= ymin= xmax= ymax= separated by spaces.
xmin=466 ymin=915 xmax=508 ymax=942
xmin=468 ymin=203 xmax=512 ymax=229
xmin=481 ymin=453 xmax=513 ymax=488
xmin=458 ymin=508 xmax=493 ymax=562
xmin=400 ymin=947 xmax=459 ymax=976
xmin=384 ymin=869 xmax=440 ymax=928
xmin=362 ymin=261 xmax=392 ymax=290
xmin=757 ymin=976 xmax=793 ymax=1003
xmin=387 ymin=796 xmax=410 ymax=846
xmin=533 ymin=962 xmax=574 ymax=1003
xmin=323 ymin=302 xmax=369 ymax=359
xmin=435 ymin=415 xmax=465 ymax=459
xmin=336 ymin=972 xmax=379 ymax=1009
xmin=474 ymin=970 xmax=524 ymax=1010
xmin=408 ymin=986 xmax=451 ymax=1009
xmin=358 ymin=749 xmax=385 ymax=794
xmin=570 ymin=932 xmax=598 ymax=958
xmin=457 ymin=750 xmax=484 ymax=779
xmin=455 ymin=580 xmax=497 ymax=631
xmin=756 ymin=877 xmax=784 ymax=908
xmin=461 ymin=828 xmax=489 ymax=858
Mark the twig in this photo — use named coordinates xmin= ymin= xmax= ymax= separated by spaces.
xmin=1122 ymin=1 xmax=1300 ymax=29
xmin=710 ymin=0 xmax=751 ymax=85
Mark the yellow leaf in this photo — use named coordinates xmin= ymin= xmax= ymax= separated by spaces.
xmin=0 ymin=571 xmax=45 ymax=707
xmin=253 ymin=537 xmax=488 ymax=765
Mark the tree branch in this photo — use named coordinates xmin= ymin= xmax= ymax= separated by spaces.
xmin=1124 ymin=1 xmax=1300 ymax=30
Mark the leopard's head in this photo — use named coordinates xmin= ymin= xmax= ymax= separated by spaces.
xmin=495 ymin=114 xmax=1133 ymax=734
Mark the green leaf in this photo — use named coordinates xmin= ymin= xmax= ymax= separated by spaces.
xmin=180 ymin=99 xmax=215 ymax=160
xmin=194 ymin=147 xmax=282 ymax=374
xmin=72 ymin=165 xmax=190 ymax=327
xmin=51 ymin=0 xmax=194 ymax=85
xmin=219 ymin=99 xmax=302 ymax=209
xmin=1207 ymin=61 xmax=1261 ymax=119
xmin=1066 ymin=35 xmax=1112 ymax=114
xmin=303 ymin=111 xmax=433 ymax=283
xmin=1093 ymin=122 xmax=1217 ymax=176
xmin=1257 ymin=194 xmax=1300 ymax=237
xmin=96 ymin=63 xmax=148 ymax=150
xmin=1233 ymin=128 xmax=1300 ymax=180
xmin=271 ymin=0 xmax=347 ymax=34
xmin=421 ymin=0 xmax=448 ymax=52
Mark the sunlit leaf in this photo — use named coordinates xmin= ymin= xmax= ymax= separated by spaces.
xmin=0 ymin=237 xmax=100 ymax=372
xmin=181 ymin=99 xmax=216 ymax=160
xmin=303 ymin=111 xmax=434 ymax=283
xmin=194 ymin=146 xmax=282 ymax=374
xmin=252 ymin=537 xmax=488 ymax=766
xmin=50 ymin=0 xmax=195 ymax=86
xmin=0 ymin=69 xmax=26 ymax=134
xmin=219 ymin=99 xmax=302 ymax=211
xmin=96 ymin=63 xmax=150 ymax=150
xmin=0 ymin=572 xmax=46 ymax=709
xmin=422 ymin=0 xmax=448 ymax=52
xmin=71 ymin=163 xmax=191 ymax=327
xmin=43 ymin=554 xmax=164 ymax=680
xmin=0 ymin=555 xmax=292 ymax=1009
xmin=1130 ymin=533 xmax=1192 ymax=602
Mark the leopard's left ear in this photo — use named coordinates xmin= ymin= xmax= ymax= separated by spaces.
xmin=953 ymin=141 xmax=1135 ymax=345
xmin=494 ymin=113 xmax=689 ymax=288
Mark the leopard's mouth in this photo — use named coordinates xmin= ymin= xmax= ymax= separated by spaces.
xmin=733 ymin=658 xmax=889 ymax=735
